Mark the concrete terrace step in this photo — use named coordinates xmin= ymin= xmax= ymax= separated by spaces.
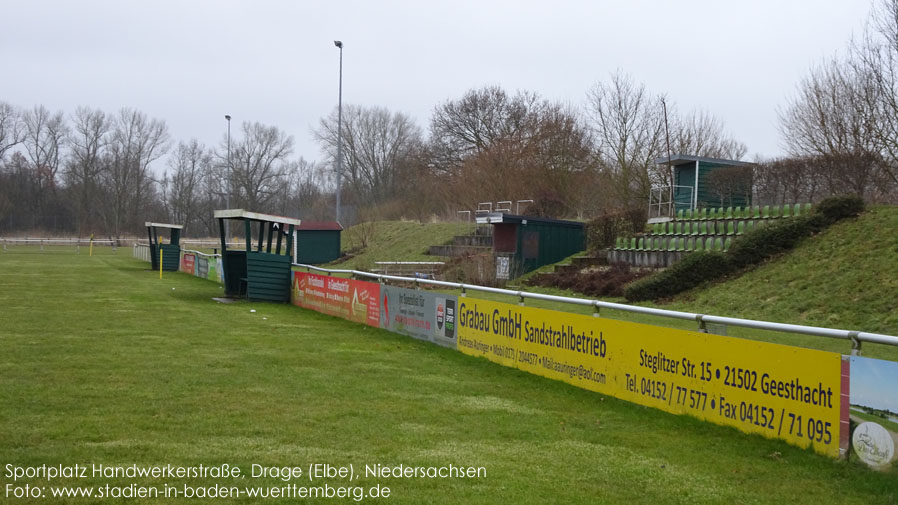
xmin=428 ymin=244 xmax=492 ymax=257
xmin=452 ymin=235 xmax=493 ymax=247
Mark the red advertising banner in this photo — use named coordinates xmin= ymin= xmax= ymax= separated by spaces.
xmin=291 ymin=271 xmax=380 ymax=327
xmin=181 ymin=253 xmax=196 ymax=275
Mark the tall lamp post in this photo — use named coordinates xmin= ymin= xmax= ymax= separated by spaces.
xmin=225 ymin=114 xmax=232 ymax=245
xmin=334 ymin=40 xmax=343 ymax=224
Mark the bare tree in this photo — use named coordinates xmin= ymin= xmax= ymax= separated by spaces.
xmin=228 ymin=121 xmax=294 ymax=212
xmin=0 ymin=101 xmax=24 ymax=162
xmin=316 ymin=105 xmax=423 ymax=208
xmin=672 ymin=109 xmax=747 ymax=160
xmin=66 ymin=106 xmax=110 ymax=235
xmin=22 ymin=105 xmax=69 ymax=217
xmin=854 ymin=0 xmax=898 ymax=188
xmin=779 ymin=57 xmax=882 ymax=198
xmin=429 ymin=86 xmax=542 ymax=175
xmin=586 ymin=72 xmax=665 ymax=211
xmin=101 ymin=108 xmax=169 ymax=236
xmin=163 ymin=139 xmax=211 ymax=232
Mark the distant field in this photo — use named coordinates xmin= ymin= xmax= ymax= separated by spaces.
xmin=1 ymin=251 xmax=896 ymax=504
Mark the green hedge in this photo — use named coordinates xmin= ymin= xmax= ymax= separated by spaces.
xmin=623 ymin=196 xmax=865 ymax=302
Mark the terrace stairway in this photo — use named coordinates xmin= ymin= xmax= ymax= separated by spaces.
xmin=428 ymin=226 xmax=493 ymax=257
xmin=609 ymin=203 xmax=811 ymax=268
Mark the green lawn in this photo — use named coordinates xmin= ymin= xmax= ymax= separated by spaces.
xmin=1 ymin=250 xmax=896 ymax=504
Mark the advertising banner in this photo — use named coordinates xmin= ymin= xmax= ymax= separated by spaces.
xmin=211 ymin=258 xmax=223 ymax=282
xmin=456 ymin=298 xmax=843 ymax=457
xmin=292 ymin=271 xmax=380 ymax=327
xmin=181 ymin=253 xmax=196 ymax=275
xmin=848 ymin=355 xmax=898 ymax=468
xmin=195 ymin=256 xmax=208 ymax=279
xmin=379 ymin=285 xmax=457 ymax=348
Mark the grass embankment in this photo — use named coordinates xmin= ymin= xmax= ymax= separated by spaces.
xmin=1 ymin=251 xmax=896 ymax=503
xmin=329 ymin=220 xmax=470 ymax=270
xmin=459 ymin=206 xmax=898 ymax=361
xmin=662 ymin=206 xmax=898 ymax=333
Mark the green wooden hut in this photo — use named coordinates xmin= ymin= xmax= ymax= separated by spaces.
xmin=655 ymin=155 xmax=754 ymax=211
xmin=214 ymin=209 xmax=301 ymax=302
xmin=145 ymin=222 xmax=183 ymax=272
xmin=476 ymin=213 xmax=585 ymax=280
xmin=294 ymin=221 xmax=343 ymax=264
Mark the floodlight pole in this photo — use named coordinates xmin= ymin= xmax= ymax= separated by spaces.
xmin=334 ymin=40 xmax=344 ymax=224
xmin=225 ymin=114 xmax=232 ymax=245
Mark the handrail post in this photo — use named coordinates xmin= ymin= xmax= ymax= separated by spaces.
xmin=696 ymin=314 xmax=707 ymax=333
xmin=850 ymin=331 xmax=862 ymax=356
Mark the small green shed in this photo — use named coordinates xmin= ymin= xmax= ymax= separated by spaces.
xmin=476 ymin=213 xmax=585 ymax=280
xmin=214 ymin=209 xmax=300 ymax=302
xmin=655 ymin=155 xmax=754 ymax=211
xmin=146 ymin=222 xmax=182 ymax=272
xmin=294 ymin=221 xmax=343 ymax=264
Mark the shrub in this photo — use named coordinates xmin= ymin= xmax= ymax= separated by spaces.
xmin=624 ymin=252 xmax=730 ymax=301
xmin=812 ymin=195 xmax=865 ymax=224
xmin=526 ymin=263 xmax=649 ymax=298
xmin=586 ymin=209 xmax=645 ymax=252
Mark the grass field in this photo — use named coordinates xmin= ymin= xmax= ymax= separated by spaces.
xmin=1 ymin=249 xmax=897 ymax=504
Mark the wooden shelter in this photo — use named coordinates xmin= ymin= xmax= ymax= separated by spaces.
xmin=145 ymin=222 xmax=183 ymax=271
xmin=214 ymin=209 xmax=301 ymax=302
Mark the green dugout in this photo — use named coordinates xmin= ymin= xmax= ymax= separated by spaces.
xmin=214 ymin=209 xmax=300 ymax=303
xmin=146 ymin=222 xmax=183 ymax=272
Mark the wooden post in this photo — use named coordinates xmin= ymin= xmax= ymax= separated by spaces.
xmin=275 ymin=223 xmax=284 ymax=255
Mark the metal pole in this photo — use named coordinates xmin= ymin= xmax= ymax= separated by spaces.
xmin=334 ymin=40 xmax=344 ymax=224
xmin=225 ymin=114 xmax=232 ymax=245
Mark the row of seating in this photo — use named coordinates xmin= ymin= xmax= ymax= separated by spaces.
xmin=651 ymin=219 xmax=768 ymax=237
xmin=675 ymin=203 xmax=811 ymax=221
xmin=615 ymin=236 xmax=733 ymax=252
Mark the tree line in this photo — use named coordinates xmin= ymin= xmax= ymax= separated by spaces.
xmin=2 ymin=0 xmax=898 ymax=238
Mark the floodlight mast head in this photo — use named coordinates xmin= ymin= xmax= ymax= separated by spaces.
xmin=334 ymin=40 xmax=343 ymax=48
xmin=225 ymin=114 xmax=231 ymax=121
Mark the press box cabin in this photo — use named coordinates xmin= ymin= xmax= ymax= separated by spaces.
xmin=656 ymin=155 xmax=754 ymax=212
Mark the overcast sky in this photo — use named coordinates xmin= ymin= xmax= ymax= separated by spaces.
xmin=1 ymin=0 xmax=874 ymax=171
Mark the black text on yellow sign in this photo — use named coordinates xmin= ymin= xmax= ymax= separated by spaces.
xmin=456 ymin=299 xmax=842 ymax=457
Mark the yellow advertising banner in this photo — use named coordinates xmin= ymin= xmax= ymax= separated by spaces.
xmin=457 ymin=298 xmax=843 ymax=457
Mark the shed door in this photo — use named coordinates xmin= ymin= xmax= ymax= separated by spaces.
xmin=522 ymin=230 xmax=539 ymax=260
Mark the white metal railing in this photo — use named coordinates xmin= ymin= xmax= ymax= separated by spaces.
xmin=133 ymin=244 xmax=150 ymax=262
xmin=2 ymin=237 xmax=119 ymax=245
xmin=182 ymin=248 xmax=222 ymax=259
xmin=292 ymin=263 xmax=898 ymax=349
xmin=649 ymin=185 xmax=694 ymax=219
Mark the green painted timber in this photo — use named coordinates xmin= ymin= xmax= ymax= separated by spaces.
xmin=246 ymin=251 xmax=292 ymax=302
xmin=149 ymin=244 xmax=180 ymax=271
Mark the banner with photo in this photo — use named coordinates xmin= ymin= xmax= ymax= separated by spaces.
xmin=848 ymin=355 xmax=898 ymax=468
xmin=379 ymin=285 xmax=457 ymax=348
